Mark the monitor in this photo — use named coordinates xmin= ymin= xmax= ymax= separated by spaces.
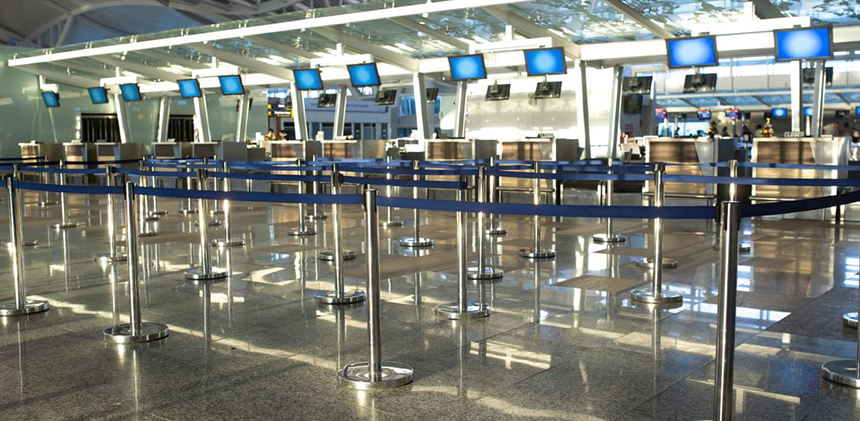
xmin=317 ymin=93 xmax=337 ymax=108
xmin=804 ymin=106 xmax=813 ymax=116
xmin=774 ymin=25 xmax=832 ymax=61
xmin=683 ymin=74 xmax=718 ymax=93
xmin=219 ymin=75 xmax=244 ymax=96
xmin=856 ymin=106 xmax=860 ymax=117
xmin=448 ymin=54 xmax=487 ymax=81
xmin=655 ymin=108 xmax=667 ymax=120
xmin=802 ymin=67 xmax=834 ymax=86
xmin=178 ymin=79 xmax=202 ymax=98
xmin=485 ymin=83 xmax=511 ymax=101
xmin=623 ymin=76 xmax=653 ymax=94
xmin=120 ymin=84 xmax=142 ymax=102
xmin=347 ymin=63 xmax=381 ymax=87
xmin=533 ymin=81 xmax=562 ymax=99
xmin=88 ymin=87 xmax=109 ymax=105
xmin=772 ymin=108 xmax=788 ymax=118
xmin=524 ymin=47 xmax=567 ymax=76
xmin=697 ymin=110 xmax=712 ymax=120
xmin=666 ymin=36 xmax=718 ymax=69
xmin=293 ymin=68 xmax=324 ymax=90
xmin=425 ymin=88 xmax=439 ymax=103
xmin=375 ymin=89 xmax=397 ymax=105
xmin=725 ymin=109 xmax=740 ymax=119
xmin=835 ymin=109 xmax=849 ymax=118
xmin=41 ymin=91 xmax=60 ymax=108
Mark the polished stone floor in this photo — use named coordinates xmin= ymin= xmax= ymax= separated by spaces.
xmin=1 ymin=186 xmax=860 ymax=420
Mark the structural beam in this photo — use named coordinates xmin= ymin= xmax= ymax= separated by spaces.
xmin=193 ymin=94 xmax=212 ymax=142
xmin=790 ymin=60 xmax=803 ymax=132
xmin=484 ymin=5 xmax=581 ymax=58
xmin=156 ymin=96 xmax=171 ymax=143
xmin=413 ymin=73 xmax=431 ymax=140
xmin=17 ymin=66 xmax=100 ymax=88
xmin=333 ymin=85 xmax=348 ymax=138
xmin=600 ymin=0 xmax=675 ymax=39
xmin=139 ymin=49 xmax=211 ymax=70
xmin=247 ymin=36 xmax=321 ymax=60
xmin=575 ymin=60 xmax=592 ymax=159
xmin=810 ymin=60 xmax=826 ymax=137
xmin=311 ymin=27 xmax=419 ymax=72
xmin=92 ymin=56 xmax=184 ymax=82
xmin=193 ymin=43 xmax=294 ymax=81
xmin=290 ymin=81 xmax=308 ymax=141
xmin=389 ymin=17 xmax=471 ymax=51
xmin=453 ymin=81 xmax=467 ymax=138
xmin=235 ymin=92 xmax=251 ymax=142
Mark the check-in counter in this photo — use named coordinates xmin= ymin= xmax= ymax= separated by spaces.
xmin=153 ymin=142 xmax=192 ymax=160
xmin=63 ymin=142 xmax=98 ymax=165
xmin=305 ymin=140 xmax=388 ymax=160
xmin=19 ymin=142 xmax=63 ymax=161
xmin=94 ymin=142 xmax=143 ymax=168
xmin=189 ymin=142 xmax=264 ymax=162
xmin=645 ymin=137 xmax=717 ymax=199
xmin=269 ymin=141 xmax=304 ymax=162
xmin=497 ymin=138 xmax=580 ymax=191
xmin=751 ymin=136 xmax=848 ymax=201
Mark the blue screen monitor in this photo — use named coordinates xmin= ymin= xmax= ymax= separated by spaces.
xmin=219 ymin=75 xmax=244 ymax=96
xmin=666 ymin=36 xmax=718 ymax=69
xmin=697 ymin=110 xmax=712 ymax=120
xmin=655 ymin=108 xmax=667 ymax=121
xmin=725 ymin=109 xmax=740 ymax=119
xmin=524 ymin=47 xmax=567 ymax=76
xmin=41 ymin=91 xmax=59 ymax=108
xmin=120 ymin=84 xmax=142 ymax=102
xmin=448 ymin=54 xmax=487 ymax=81
xmin=803 ymin=106 xmax=814 ymax=116
xmin=293 ymin=69 xmax=323 ymax=90
xmin=772 ymin=108 xmax=788 ymax=118
xmin=774 ymin=25 xmax=832 ymax=61
xmin=88 ymin=87 xmax=108 ymax=105
xmin=178 ymin=79 xmax=202 ymax=98
xmin=347 ymin=63 xmax=381 ymax=87
xmin=856 ymin=106 xmax=860 ymax=117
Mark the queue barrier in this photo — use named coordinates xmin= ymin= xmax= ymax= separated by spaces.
xmin=18 ymin=165 xmax=106 ymax=175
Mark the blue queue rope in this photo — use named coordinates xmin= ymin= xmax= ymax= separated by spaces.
xmin=341 ymin=166 xmax=478 ymax=176
xmin=63 ymin=159 xmax=142 ymax=166
xmin=14 ymin=181 xmax=122 ymax=195
xmin=118 ymin=168 xmax=197 ymax=178
xmin=208 ymin=171 xmax=326 ymax=183
xmin=342 ymin=176 xmax=467 ymax=190
xmin=136 ymin=186 xmax=363 ymax=205
xmin=0 ymin=156 xmax=45 ymax=162
xmin=19 ymin=166 xmax=106 ymax=175
xmin=228 ymin=163 xmax=333 ymax=171
xmin=743 ymin=189 xmax=860 ymax=217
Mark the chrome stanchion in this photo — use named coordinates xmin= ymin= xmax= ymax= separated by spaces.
xmin=632 ymin=165 xmax=682 ymax=304
xmin=95 ymin=166 xmax=127 ymax=263
xmin=486 ymin=156 xmax=507 ymax=236
xmin=3 ymin=165 xmax=37 ymax=249
xmin=306 ymin=156 xmax=328 ymax=220
xmin=711 ymin=200 xmax=740 ymax=420
xmin=593 ymin=159 xmax=625 ymax=244
xmin=714 ymin=160 xmax=751 ymax=254
xmin=468 ymin=166 xmax=503 ymax=281
xmin=179 ymin=169 xmax=198 ymax=215
xmin=137 ymin=171 xmax=159 ymax=237
xmin=435 ymin=189 xmax=490 ymax=320
xmin=316 ymin=165 xmax=364 ymax=305
xmin=289 ymin=159 xmax=317 ymax=236
xmin=519 ymin=162 xmax=555 ymax=259
xmin=825 ymin=252 xmax=860 ymax=385
xmin=399 ymin=160 xmax=434 ymax=248
xmin=38 ymin=164 xmax=57 ymax=207
xmin=213 ymin=162 xmax=245 ymax=248
xmin=184 ymin=169 xmax=228 ymax=282
xmin=140 ymin=162 xmax=160 ymax=222
xmin=0 ymin=175 xmax=49 ymax=316
xmin=149 ymin=160 xmax=167 ymax=217
xmin=104 ymin=181 xmax=168 ymax=343
xmin=843 ymin=312 xmax=858 ymax=328
xmin=52 ymin=160 xmax=80 ymax=229
xmin=380 ymin=156 xmax=403 ymax=228
xmin=338 ymin=189 xmax=413 ymax=389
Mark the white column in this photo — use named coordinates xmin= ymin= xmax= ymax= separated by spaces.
xmin=413 ymin=73 xmax=430 ymax=140
xmin=290 ymin=82 xmax=308 ymax=141
xmin=790 ymin=60 xmax=803 ymax=132
xmin=810 ymin=60 xmax=827 ymax=138
xmin=453 ymin=81 xmax=467 ymax=138
xmin=575 ymin=61 xmax=592 ymax=159
xmin=333 ymin=85 xmax=348 ymax=138
xmin=156 ymin=96 xmax=171 ymax=143
xmin=193 ymin=94 xmax=211 ymax=143
xmin=235 ymin=92 xmax=251 ymax=142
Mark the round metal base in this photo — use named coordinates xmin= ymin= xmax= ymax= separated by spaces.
xmin=0 ymin=300 xmax=50 ymax=316
xmin=435 ymin=302 xmax=490 ymax=320
xmin=210 ymin=210 xmax=224 ymax=216
xmin=822 ymin=360 xmax=860 ymax=388
xmin=467 ymin=267 xmax=504 ymax=281
xmin=634 ymin=257 xmax=679 ymax=269
xmin=319 ymin=250 xmax=358 ymax=262
xmin=593 ymin=233 xmax=627 ymax=244
xmin=194 ymin=220 xmax=222 ymax=227
xmin=400 ymin=237 xmax=434 ymax=248
xmin=94 ymin=253 xmax=128 ymax=263
xmin=630 ymin=288 xmax=683 ymax=304
xmin=184 ymin=267 xmax=228 ymax=281
xmin=305 ymin=214 xmax=328 ymax=220
xmin=380 ymin=220 xmax=403 ymax=228
xmin=518 ymin=248 xmax=556 ymax=259
xmin=337 ymin=361 xmax=414 ymax=390
xmin=843 ymin=312 xmax=857 ymax=328
xmin=39 ymin=201 xmax=58 ymax=207
xmin=212 ymin=239 xmax=245 ymax=248
xmin=104 ymin=322 xmax=169 ymax=344
xmin=713 ymin=242 xmax=752 ymax=253
xmin=145 ymin=215 xmax=161 ymax=222
xmin=486 ymin=227 xmax=508 ymax=236
xmin=138 ymin=231 xmax=159 ymax=237
xmin=179 ymin=208 xmax=198 ymax=215
xmin=152 ymin=210 xmax=168 ymax=216
xmin=52 ymin=222 xmax=80 ymax=229
xmin=3 ymin=240 xmax=38 ymax=248
xmin=289 ymin=228 xmax=317 ymax=236
xmin=314 ymin=290 xmax=366 ymax=305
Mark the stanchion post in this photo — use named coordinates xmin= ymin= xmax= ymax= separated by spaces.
xmin=316 ymin=164 xmax=364 ymax=304
xmin=38 ymin=162 xmax=57 ymax=207
xmin=318 ymin=164 xmax=357 ymax=262
xmin=632 ymin=164 xmax=682 ymax=304
xmin=95 ymin=166 xmax=127 ymax=263
xmin=486 ymin=156 xmax=507 ymax=236
xmin=399 ymin=160 xmax=434 ymax=248
xmin=140 ymin=161 xmax=160 ymax=222
xmin=104 ymin=181 xmax=168 ymax=343
xmin=180 ymin=168 xmax=198 ymax=215
xmin=306 ymin=156 xmax=328 ymax=220
xmin=53 ymin=160 xmax=80 ymax=229
xmin=184 ymin=169 xmax=227 ymax=282
xmin=137 ymin=169 xmax=158 ymax=237
xmin=380 ymin=156 xmax=403 ymax=228
xmin=468 ymin=166 xmax=503 ymax=280
xmin=213 ymin=162 xmax=245 ymax=247
xmin=338 ymin=189 xmax=413 ymax=389
xmin=289 ymin=159 xmax=317 ymax=236
xmin=711 ymin=200 xmax=740 ymax=421
xmin=593 ymin=158 xmax=625 ymax=244
xmin=715 ymin=160 xmax=751 ymax=253
xmin=519 ymin=162 xmax=555 ymax=259
xmin=3 ymin=165 xmax=38 ymax=249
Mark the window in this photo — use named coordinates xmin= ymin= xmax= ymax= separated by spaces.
xmin=399 ymin=96 xmax=416 ymax=116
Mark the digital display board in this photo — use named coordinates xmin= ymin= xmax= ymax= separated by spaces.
xmin=448 ymin=54 xmax=487 ymax=81
xmin=293 ymin=69 xmax=324 ymax=90
xmin=524 ymin=47 xmax=567 ymax=76
xmin=347 ymin=63 xmax=381 ymax=87
xmin=88 ymin=87 xmax=108 ymax=105
xmin=666 ymin=36 xmax=718 ymax=69
xmin=219 ymin=75 xmax=245 ymax=96
xmin=178 ymin=79 xmax=202 ymax=98
xmin=120 ymin=84 xmax=142 ymax=102
xmin=41 ymin=91 xmax=60 ymax=108
xmin=775 ymin=25 xmax=832 ymax=61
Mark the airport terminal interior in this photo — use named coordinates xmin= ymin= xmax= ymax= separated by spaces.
xmin=4 ymin=0 xmax=860 ymax=420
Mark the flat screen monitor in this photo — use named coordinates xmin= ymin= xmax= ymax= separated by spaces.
xmin=425 ymin=88 xmax=439 ymax=103
xmin=683 ymin=74 xmax=718 ymax=93
xmin=317 ymin=93 xmax=337 ymax=108
xmin=772 ymin=108 xmax=788 ymax=118
xmin=804 ymin=106 xmax=814 ymax=116
xmin=655 ymin=108 xmax=667 ymax=120
xmin=293 ymin=68 xmax=323 ymax=90
xmin=725 ymin=109 xmax=740 ymax=119
xmin=802 ymin=67 xmax=834 ymax=86
xmin=524 ymin=47 xmax=567 ymax=76
xmin=774 ymin=25 xmax=832 ymax=61
xmin=856 ymin=106 xmax=860 ymax=117
xmin=41 ymin=91 xmax=60 ymax=108
xmin=178 ymin=79 xmax=202 ymax=98
xmin=375 ymin=89 xmax=397 ymax=105
xmin=533 ymin=81 xmax=562 ymax=99
xmin=666 ymin=36 xmax=718 ymax=69
xmin=120 ymin=84 xmax=142 ymax=102
xmin=697 ymin=110 xmax=712 ymax=120
xmin=835 ymin=109 xmax=849 ymax=118
xmin=623 ymin=76 xmax=652 ymax=94
xmin=219 ymin=75 xmax=244 ymax=96
xmin=88 ymin=87 xmax=109 ymax=105
xmin=485 ymin=83 xmax=511 ymax=101
xmin=347 ymin=63 xmax=381 ymax=87
xmin=448 ymin=54 xmax=487 ymax=81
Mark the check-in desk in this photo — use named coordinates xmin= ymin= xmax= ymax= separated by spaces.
xmin=305 ymin=140 xmax=388 ymax=160
xmin=269 ymin=141 xmax=304 ymax=162
xmin=153 ymin=142 xmax=193 ymax=160
xmin=645 ymin=137 xmax=717 ymax=201
xmin=497 ymin=138 xmax=580 ymax=193
xmin=94 ymin=142 xmax=143 ymax=168
xmin=751 ymin=137 xmax=848 ymax=205
xmin=19 ymin=142 xmax=63 ymax=161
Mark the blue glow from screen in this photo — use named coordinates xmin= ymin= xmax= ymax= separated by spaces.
xmin=348 ymin=63 xmax=380 ymax=87
xmin=219 ymin=76 xmax=244 ymax=95
xmin=524 ymin=48 xmax=566 ymax=75
xmin=41 ymin=92 xmax=59 ymax=108
xmin=667 ymin=37 xmax=717 ymax=68
xmin=448 ymin=55 xmax=486 ymax=80
xmin=856 ymin=106 xmax=860 ymax=117
xmin=178 ymin=80 xmax=202 ymax=98
xmin=294 ymin=69 xmax=323 ymax=90
xmin=698 ymin=110 xmax=712 ymax=120
xmin=88 ymin=88 xmax=108 ymax=104
xmin=772 ymin=108 xmax=788 ymax=118
xmin=120 ymin=84 xmax=141 ymax=101
xmin=776 ymin=27 xmax=831 ymax=60
xmin=804 ymin=106 xmax=814 ymax=116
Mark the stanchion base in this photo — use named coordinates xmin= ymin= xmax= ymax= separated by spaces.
xmin=630 ymin=288 xmax=683 ymax=304
xmin=319 ymin=250 xmax=358 ymax=261
xmin=435 ymin=302 xmax=490 ymax=320
xmin=518 ymin=248 xmax=556 ymax=259
xmin=380 ymin=220 xmax=403 ymax=228
xmin=138 ymin=231 xmax=159 ymax=238
xmin=400 ymin=238 xmax=434 ymax=248
xmin=52 ymin=222 xmax=81 ymax=230
xmin=289 ymin=228 xmax=317 ymax=236
xmin=337 ymin=361 xmax=414 ymax=390
xmin=212 ymin=239 xmax=246 ymax=248
xmin=713 ymin=242 xmax=752 ymax=253
xmin=0 ymin=300 xmax=50 ymax=316
xmin=593 ymin=234 xmax=626 ymax=244
xmin=184 ymin=267 xmax=229 ymax=281
xmin=305 ymin=214 xmax=328 ymax=220
xmin=314 ymin=290 xmax=366 ymax=305
xmin=843 ymin=312 xmax=857 ymax=328
xmin=180 ymin=208 xmax=198 ymax=215
xmin=94 ymin=253 xmax=128 ymax=263
xmin=486 ymin=227 xmax=508 ymax=236
xmin=39 ymin=201 xmax=58 ymax=207
xmin=104 ymin=322 xmax=169 ymax=344
xmin=822 ymin=360 xmax=860 ymax=388
xmin=152 ymin=210 xmax=168 ymax=216
xmin=145 ymin=215 xmax=161 ymax=222
xmin=634 ymin=257 xmax=679 ymax=269
xmin=210 ymin=210 xmax=224 ymax=216
xmin=467 ymin=267 xmax=505 ymax=281
xmin=194 ymin=220 xmax=223 ymax=227
xmin=3 ymin=240 xmax=38 ymax=248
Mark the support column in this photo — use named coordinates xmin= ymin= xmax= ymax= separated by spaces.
xmin=790 ymin=60 xmax=803 ymax=133
xmin=453 ymin=81 xmax=467 ymax=138
xmin=115 ymin=93 xmax=133 ymax=144
xmin=333 ymin=84 xmax=348 ymax=138
xmin=810 ymin=60 xmax=827 ymax=138
xmin=290 ymin=81 xmax=308 ymax=141
xmin=413 ymin=73 xmax=430 ymax=140
xmin=576 ymin=60 xmax=592 ymax=159
xmin=235 ymin=91 xmax=251 ymax=143
xmin=607 ymin=65 xmax=624 ymax=161
xmin=193 ymin=94 xmax=212 ymax=143
xmin=156 ymin=96 xmax=171 ymax=143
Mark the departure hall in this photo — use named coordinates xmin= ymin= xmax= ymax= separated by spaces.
xmin=2 ymin=0 xmax=860 ymax=420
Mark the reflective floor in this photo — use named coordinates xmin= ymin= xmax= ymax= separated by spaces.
xmin=2 ymin=188 xmax=860 ymax=420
